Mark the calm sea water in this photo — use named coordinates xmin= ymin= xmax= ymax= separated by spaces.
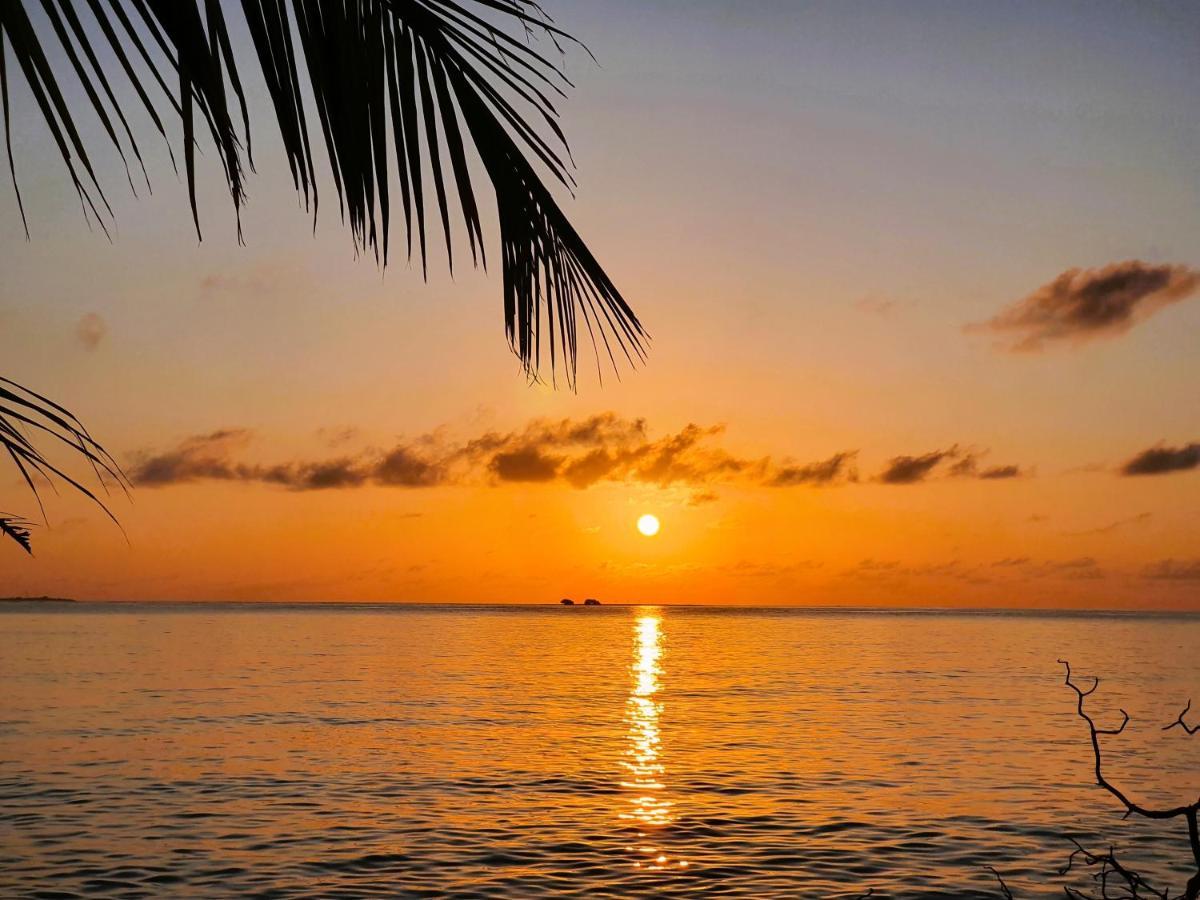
xmin=1 ymin=603 xmax=1198 ymax=898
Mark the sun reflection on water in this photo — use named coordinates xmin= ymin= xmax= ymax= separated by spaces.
xmin=620 ymin=614 xmax=688 ymax=871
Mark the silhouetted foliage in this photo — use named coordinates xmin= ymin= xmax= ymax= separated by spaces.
xmin=0 ymin=513 xmax=34 ymax=554
xmin=1 ymin=0 xmax=643 ymax=553
xmin=0 ymin=377 xmax=127 ymax=554
xmin=0 ymin=0 xmax=645 ymax=386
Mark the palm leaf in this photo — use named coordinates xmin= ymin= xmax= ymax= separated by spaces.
xmin=0 ymin=377 xmax=129 ymax=555
xmin=0 ymin=514 xmax=34 ymax=554
xmin=1 ymin=0 xmax=646 ymax=386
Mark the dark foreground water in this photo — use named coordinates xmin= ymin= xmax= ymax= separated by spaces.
xmin=1 ymin=603 xmax=1198 ymax=898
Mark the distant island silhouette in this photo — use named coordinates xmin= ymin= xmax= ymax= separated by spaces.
xmin=559 ymin=598 xmax=602 ymax=606
xmin=0 ymin=596 xmax=77 ymax=603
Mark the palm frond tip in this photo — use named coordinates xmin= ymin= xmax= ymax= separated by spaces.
xmin=0 ymin=0 xmax=646 ymax=386
xmin=1 ymin=377 xmax=130 ymax=555
xmin=0 ymin=514 xmax=34 ymax=554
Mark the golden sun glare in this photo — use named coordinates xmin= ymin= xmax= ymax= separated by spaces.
xmin=637 ymin=514 xmax=661 ymax=537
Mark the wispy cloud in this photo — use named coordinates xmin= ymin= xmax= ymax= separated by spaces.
xmin=1142 ymin=559 xmax=1200 ymax=582
xmin=76 ymin=313 xmax=107 ymax=351
xmin=130 ymin=429 xmax=255 ymax=485
xmin=968 ymin=261 xmax=1199 ymax=352
xmin=876 ymin=447 xmax=1024 ymax=484
xmin=1063 ymin=512 xmax=1152 ymax=537
xmin=770 ymin=452 xmax=858 ymax=486
xmin=1120 ymin=442 xmax=1200 ymax=476
xmin=878 ymin=450 xmax=953 ymax=485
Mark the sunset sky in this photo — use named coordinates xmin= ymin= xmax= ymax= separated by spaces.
xmin=1 ymin=0 xmax=1197 ymax=607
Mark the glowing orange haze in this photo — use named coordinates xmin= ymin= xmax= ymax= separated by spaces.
xmin=1 ymin=2 xmax=1197 ymax=607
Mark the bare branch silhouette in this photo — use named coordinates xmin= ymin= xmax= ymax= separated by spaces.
xmin=1057 ymin=660 xmax=1200 ymax=900
xmin=1164 ymin=702 xmax=1199 ymax=737
xmin=986 ymin=865 xmax=1014 ymax=899
xmin=1061 ymin=837 xmax=1168 ymax=900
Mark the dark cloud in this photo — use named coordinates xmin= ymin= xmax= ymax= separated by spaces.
xmin=949 ymin=451 xmax=1025 ymax=480
xmin=968 ymin=261 xmax=1200 ymax=352
xmin=978 ymin=465 xmax=1022 ymax=480
xmin=1142 ymin=559 xmax=1200 ymax=582
xmin=129 ymin=415 xmax=1021 ymax=495
xmin=76 ymin=313 xmax=107 ymax=350
xmin=267 ymin=459 xmax=371 ymax=490
xmin=879 ymin=447 xmax=1024 ymax=484
xmin=563 ymin=450 xmax=620 ymax=489
xmin=375 ymin=447 xmax=444 ymax=487
xmin=460 ymin=418 xmax=769 ymax=490
xmin=878 ymin=449 xmax=957 ymax=484
xmin=770 ymin=451 xmax=858 ymax=486
xmin=1120 ymin=442 xmax=1200 ymax=476
xmin=490 ymin=448 xmax=562 ymax=483
xmin=129 ymin=429 xmax=254 ymax=485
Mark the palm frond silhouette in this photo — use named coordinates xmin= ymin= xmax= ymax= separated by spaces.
xmin=0 ymin=377 xmax=129 ymax=553
xmin=0 ymin=514 xmax=34 ymax=554
xmin=1 ymin=0 xmax=641 ymax=553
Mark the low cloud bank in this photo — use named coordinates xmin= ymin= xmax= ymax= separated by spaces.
xmin=128 ymin=415 xmax=1024 ymax=494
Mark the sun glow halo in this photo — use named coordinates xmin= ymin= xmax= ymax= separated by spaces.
xmin=637 ymin=514 xmax=660 ymax=537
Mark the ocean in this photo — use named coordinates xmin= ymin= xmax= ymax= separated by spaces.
xmin=1 ymin=603 xmax=1197 ymax=898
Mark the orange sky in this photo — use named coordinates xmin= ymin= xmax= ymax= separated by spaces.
xmin=1 ymin=2 xmax=1197 ymax=607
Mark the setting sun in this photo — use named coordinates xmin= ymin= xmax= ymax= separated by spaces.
xmin=637 ymin=514 xmax=661 ymax=537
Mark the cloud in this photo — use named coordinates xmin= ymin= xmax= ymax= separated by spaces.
xmin=878 ymin=447 xmax=1024 ymax=484
xmin=263 ymin=459 xmax=371 ymax=490
xmin=129 ymin=432 xmax=446 ymax=491
xmin=128 ymin=415 xmax=1019 ymax=495
xmin=317 ymin=426 xmax=360 ymax=448
xmin=129 ymin=429 xmax=254 ymax=485
xmin=1142 ymin=559 xmax=1200 ymax=582
xmin=991 ymin=557 xmax=1031 ymax=568
xmin=968 ymin=261 xmax=1200 ymax=351
xmin=878 ymin=450 xmax=955 ymax=484
xmin=1120 ymin=442 xmax=1200 ymax=476
xmin=948 ymin=451 xmax=1025 ymax=480
xmin=490 ymin=447 xmax=562 ymax=483
xmin=374 ymin=447 xmax=445 ymax=487
xmin=1063 ymin=512 xmax=1152 ymax=537
xmin=978 ymin=465 xmax=1022 ymax=480
xmin=770 ymin=451 xmax=858 ymax=486
xmin=76 ymin=313 xmax=107 ymax=350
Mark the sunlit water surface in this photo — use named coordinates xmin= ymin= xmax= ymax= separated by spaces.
xmin=1 ymin=604 xmax=1198 ymax=898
